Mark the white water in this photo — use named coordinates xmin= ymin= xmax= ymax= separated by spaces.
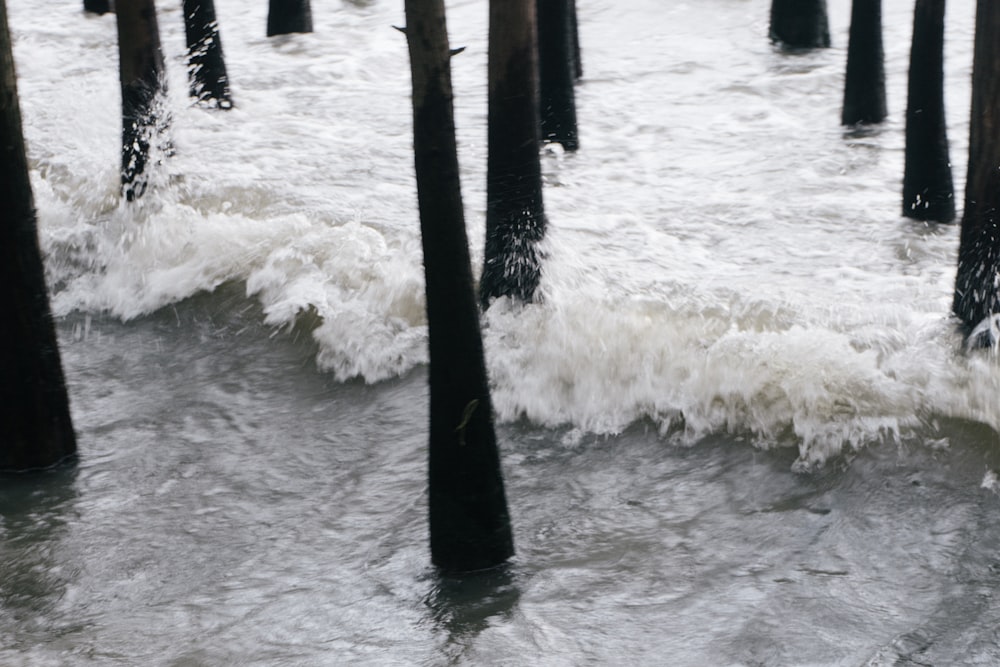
xmin=6 ymin=0 xmax=1000 ymax=664
xmin=10 ymin=0 xmax=994 ymax=465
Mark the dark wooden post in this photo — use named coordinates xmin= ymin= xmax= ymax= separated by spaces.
xmin=267 ymin=0 xmax=312 ymax=37
xmin=481 ymin=0 xmax=547 ymax=307
xmin=842 ymin=0 xmax=887 ymax=125
xmin=183 ymin=0 xmax=232 ymax=109
xmin=769 ymin=0 xmax=831 ymax=50
xmin=116 ymin=0 xmax=167 ymax=201
xmin=403 ymin=0 xmax=515 ymax=572
xmin=569 ymin=0 xmax=581 ymax=80
xmin=902 ymin=0 xmax=954 ymax=222
xmin=953 ymin=0 xmax=1000 ymax=343
xmin=0 ymin=0 xmax=77 ymax=471
xmin=84 ymin=0 xmax=112 ymax=14
xmin=537 ymin=0 xmax=578 ymax=150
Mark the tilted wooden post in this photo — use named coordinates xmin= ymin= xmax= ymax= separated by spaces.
xmin=481 ymin=0 xmax=547 ymax=307
xmin=116 ymin=0 xmax=167 ymax=201
xmin=902 ymin=0 xmax=954 ymax=222
xmin=953 ymin=0 xmax=1000 ymax=343
xmin=267 ymin=0 xmax=312 ymax=37
xmin=0 ymin=0 xmax=77 ymax=471
xmin=769 ymin=0 xmax=831 ymax=50
xmin=842 ymin=0 xmax=887 ymax=125
xmin=183 ymin=0 xmax=232 ymax=109
xmin=403 ymin=0 xmax=515 ymax=572
xmin=537 ymin=0 xmax=578 ymax=150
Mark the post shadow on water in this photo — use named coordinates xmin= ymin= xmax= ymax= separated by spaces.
xmin=424 ymin=565 xmax=521 ymax=654
xmin=0 ymin=465 xmax=81 ymax=644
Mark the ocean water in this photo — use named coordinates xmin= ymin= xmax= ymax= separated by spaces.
xmin=4 ymin=0 xmax=1000 ymax=664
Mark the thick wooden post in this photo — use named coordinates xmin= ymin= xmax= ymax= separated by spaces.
xmin=902 ymin=0 xmax=954 ymax=222
xmin=183 ymin=0 xmax=232 ymax=109
xmin=481 ymin=0 xmax=547 ymax=307
xmin=0 ymin=0 xmax=77 ymax=471
xmin=537 ymin=0 xmax=578 ymax=150
xmin=403 ymin=0 xmax=515 ymax=572
xmin=953 ymin=0 xmax=1000 ymax=342
xmin=769 ymin=0 xmax=831 ymax=50
xmin=267 ymin=0 xmax=312 ymax=37
xmin=116 ymin=0 xmax=167 ymax=201
xmin=842 ymin=0 xmax=887 ymax=125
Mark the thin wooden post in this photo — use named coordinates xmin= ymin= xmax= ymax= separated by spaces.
xmin=902 ymin=0 xmax=954 ymax=222
xmin=403 ymin=0 xmax=515 ymax=572
xmin=537 ymin=0 xmax=579 ymax=150
xmin=116 ymin=0 xmax=167 ymax=201
xmin=84 ymin=0 xmax=112 ymax=14
xmin=0 ymin=0 xmax=77 ymax=470
xmin=481 ymin=0 xmax=547 ymax=307
xmin=183 ymin=0 xmax=232 ymax=109
xmin=769 ymin=0 xmax=831 ymax=50
xmin=267 ymin=0 xmax=312 ymax=37
xmin=842 ymin=0 xmax=887 ymax=125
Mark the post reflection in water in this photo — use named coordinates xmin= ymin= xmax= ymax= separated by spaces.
xmin=425 ymin=565 xmax=521 ymax=658
xmin=0 ymin=465 xmax=81 ymax=652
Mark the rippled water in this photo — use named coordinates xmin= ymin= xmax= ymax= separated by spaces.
xmin=4 ymin=0 xmax=1000 ymax=664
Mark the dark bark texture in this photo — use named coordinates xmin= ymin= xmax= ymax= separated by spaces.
xmin=953 ymin=0 xmax=1000 ymax=338
xmin=481 ymin=0 xmax=547 ymax=307
xmin=902 ymin=0 xmax=954 ymax=222
xmin=116 ymin=0 xmax=167 ymax=201
xmin=404 ymin=0 xmax=515 ymax=573
xmin=267 ymin=0 xmax=312 ymax=37
xmin=537 ymin=0 xmax=579 ymax=150
xmin=842 ymin=0 xmax=887 ymax=125
xmin=183 ymin=0 xmax=232 ymax=108
xmin=0 ymin=0 xmax=77 ymax=471
xmin=769 ymin=0 xmax=831 ymax=50
xmin=84 ymin=0 xmax=112 ymax=14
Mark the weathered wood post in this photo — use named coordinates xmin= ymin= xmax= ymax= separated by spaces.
xmin=0 ymin=0 xmax=77 ymax=471
xmin=403 ymin=0 xmax=515 ymax=572
xmin=953 ymin=0 xmax=1000 ymax=344
xmin=115 ymin=0 xmax=167 ymax=201
xmin=769 ymin=0 xmax=831 ymax=49
xmin=267 ymin=0 xmax=312 ymax=37
xmin=481 ymin=0 xmax=547 ymax=307
xmin=183 ymin=0 xmax=232 ymax=109
xmin=84 ymin=0 xmax=112 ymax=15
xmin=902 ymin=0 xmax=954 ymax=222
xmin=842 ymin=0 xmax=887 ymax=125
xmin=537 ymin=0 xmax=578 ymax=150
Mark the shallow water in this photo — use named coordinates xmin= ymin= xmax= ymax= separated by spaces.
xmin=4 ymin=0 xmax=1000 ymax=664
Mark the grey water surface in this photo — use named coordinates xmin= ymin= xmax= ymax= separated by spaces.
xmin=4 ymin=0 xmax=1000 ymax=664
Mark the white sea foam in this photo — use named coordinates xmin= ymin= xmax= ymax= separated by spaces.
xmin=11 ymin=0 xmax=995 ymax=464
